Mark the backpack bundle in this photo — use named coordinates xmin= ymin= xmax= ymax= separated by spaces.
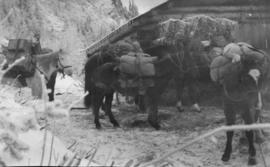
xmin=5 ymin=39 xmax=37 ymax=78
xmin=210 ymin=42 xmax=267 ymax=84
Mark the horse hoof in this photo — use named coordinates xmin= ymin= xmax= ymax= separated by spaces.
xmin=96 ymin=124 xmax=102 ymax=129
xmin=239 ymin=136 xmax=248 ymax=145
xmin=221 ymin=154 xmax=230 ymax=162
xmin=191 ymin=103 xmax=201 ymax=113
xmin=176 ymin=106 xmax=184 ymax=112
xmin=153 ymin=124 xmax=161 ymax=130
xmin=194 ymin=109 xmax=201 ymax=113
xmin=255 ymin=136 xmax=265 ymax=144
xmin=113 ymin=122 xmax=120 ymax=128
xmin=255 ymin=131 xmax=265 ymax=144
xmin=248 ymin=157 xmax=257 ymax=165
xmin=176 ymin=101 xmax=184 ymax=112
xmin=148 ymin=120 xmax=161 ymax=130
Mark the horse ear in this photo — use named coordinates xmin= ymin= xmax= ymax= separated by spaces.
xmin=1 ymin=44 xmax=7 ymax=49
xmin=1 ymin=45 xmax=8 ymax=55
xmin=113 ymin=66 xmax=119 ymax=72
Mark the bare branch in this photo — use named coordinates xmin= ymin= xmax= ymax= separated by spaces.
xmin=1 ymin=56 xmax=25 ymax=76
xmin=141 ymin=123 xmax=270 ymax=167
xmin=0 ymin=8 xmax=13 ymax=25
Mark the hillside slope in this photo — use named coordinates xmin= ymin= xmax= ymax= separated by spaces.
xmin=0 ymin=0 xmax=137 ymax=75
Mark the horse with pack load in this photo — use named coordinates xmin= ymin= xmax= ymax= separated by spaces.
xmin=84 ymin=40 xmax=185 ymax=129
xmin=210 ymin=42 xmax=270 ymax=165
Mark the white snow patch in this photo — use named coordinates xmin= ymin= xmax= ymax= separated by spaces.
xmin=55 ymin=73 xmax=83 ymax=95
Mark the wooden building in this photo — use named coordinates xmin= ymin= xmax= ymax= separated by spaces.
xmin=86 ymin=0 xmax=270 ymax=55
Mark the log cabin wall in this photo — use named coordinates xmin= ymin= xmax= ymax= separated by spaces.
xmin=87 ymin=0 xmax=270 ymax=55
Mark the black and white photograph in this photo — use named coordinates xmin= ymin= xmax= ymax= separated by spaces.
xmin=0 ymin=0 xmax=270 ymax=166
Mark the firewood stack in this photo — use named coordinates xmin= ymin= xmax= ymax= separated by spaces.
xmin=153 ymin=15 xmax=238 ymax=49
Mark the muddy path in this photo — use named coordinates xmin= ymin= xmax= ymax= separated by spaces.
xmin=49 ymin=93 xmax=270 ymax=167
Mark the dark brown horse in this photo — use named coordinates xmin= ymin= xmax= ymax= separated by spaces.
xmin=218 ymin=49 xmax=270 ymax=165
xmin=85 ymin=44 xmax=147 ymax=112
xmin=84 ymin=45 xmax=181 ymax=129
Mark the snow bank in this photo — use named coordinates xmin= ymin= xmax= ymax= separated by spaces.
xmin=0 ymin=85 xmax=98 ymax=166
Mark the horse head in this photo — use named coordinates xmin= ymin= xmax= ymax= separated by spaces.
xmin=35 ymin=49 xmax=69 ymax=80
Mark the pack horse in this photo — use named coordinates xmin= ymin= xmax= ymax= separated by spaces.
xmin=1 ymin=39 xmax=68 ymax=101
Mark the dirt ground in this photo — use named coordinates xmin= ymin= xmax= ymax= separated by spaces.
xmin=47 ymin=92 xmax=270 ymax=167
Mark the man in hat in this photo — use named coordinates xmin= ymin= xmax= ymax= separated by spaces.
xmin=32 ymin=32 xmax=42 ymax=55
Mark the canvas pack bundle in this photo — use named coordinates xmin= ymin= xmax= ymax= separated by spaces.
xmin=8 ymin=39 xmax=31 ymax=52
xmin=154 ymin=15 xmax=237 ymax=48
xmin=210 ymin=43 xmax=268 ymax=83
xmin=6 ymin=39 xmax=36 ymax=77
xmin=210 ymin=56 xmax=241 ymax=83
xmin=119 ymin=53 xmax=157 ymax=77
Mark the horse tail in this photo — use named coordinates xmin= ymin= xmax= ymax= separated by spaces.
xmin=84 ymin=91 xmax=92 ymax=108
xmin=84 ymin=58 xmax=96 ymax=108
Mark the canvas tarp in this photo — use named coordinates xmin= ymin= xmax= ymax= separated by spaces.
xmin=210 ymin=43 xmax=268 ymax=83
xmin=154 ymin=15 xmax=237 ymax=47
xmin=103 ymin=39 xmax=143 ymax=58
xmin=210 ymin=56 xmax=241 ymax=83
xmin=7 ymin=39 xmax=31 ymax=52
xmin=119 ymin=53 xmax=157 ymax=77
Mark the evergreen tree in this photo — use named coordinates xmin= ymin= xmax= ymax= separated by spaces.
xmin=128 ymin=0 xmax=139 ymax=17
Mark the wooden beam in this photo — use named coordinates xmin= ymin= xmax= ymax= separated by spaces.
xmin=170 ymin=0 xmax=270 ymax=7
xmin=160 ymin=6 xmax=269 ymax=15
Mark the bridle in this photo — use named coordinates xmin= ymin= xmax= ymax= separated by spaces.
xmin=223 ymin=78 xmax=260 ymax=102
xmin=33 ymin=52 xmax=71 ymax=82
xmin=222 ymin=51 xmax=267 ymax=102
xmin=57 ymin=56 xmax=72 ymax=78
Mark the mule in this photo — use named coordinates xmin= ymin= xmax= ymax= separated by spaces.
xmin=84 ymin=45 xmax=181 ymax=129
xmin=35 ymin=50 xmax=66 ymax=101
xmin=86 ymin=45 xmax=146 ymax=112
xmin=220 ymin=51 xmax=270 ymax=165
xmin=1 ymin=48 xmax=66 ymax=101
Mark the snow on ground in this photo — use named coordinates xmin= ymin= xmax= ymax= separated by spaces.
xmin=53 ymin=90 xmax=270 ymax=167
xmin=49 ymin=75 xmax=270 ymax=167
xmin=1 ymin=74 xmax=270 ymax=166
xmin=54 ymin=73 xmax=83 ymax=95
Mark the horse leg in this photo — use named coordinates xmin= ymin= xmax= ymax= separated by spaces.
xmin=46 ymin=71 xmax=57 ymax=101
xmin=138 ymin=95 xmax=146 ymax=112
xmin=242 ymin=108 xmax=257 ymax=165
xmin=104 ymin=91 xmax=119 ymax=127
xmin=135 ymin=95 xmax=146 ymax=113
xmin=115 ymin=92 xmax=120 ymax=105
xmin=145 ymin=94 xmax=160 ymax=130
xmin=92 ymin=91 xmax=104 ymax=129
xmin=101 ymin=100 xmax=106 ymax=112
xmin=188 ymin=80 xmax=201 ymax=112
xmin=254 ymin=93 xmax=265 ymax=143
xmin=175 ymin=77 xmax=185 ymax=112
xmin=222 ymin=102 xmax=236 ymax=162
